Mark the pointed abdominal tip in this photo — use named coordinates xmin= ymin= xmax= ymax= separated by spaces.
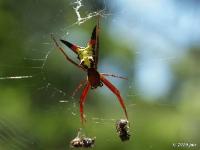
xmin=60 ymin=39 xmax=79 ymax=54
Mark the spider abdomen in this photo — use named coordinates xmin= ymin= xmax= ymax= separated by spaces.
xmin=78 ymin=45 xmax=94 ymax=68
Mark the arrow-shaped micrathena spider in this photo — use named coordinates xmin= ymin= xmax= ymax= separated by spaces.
xmin=51 ymin=17 xmax=128 ymax=123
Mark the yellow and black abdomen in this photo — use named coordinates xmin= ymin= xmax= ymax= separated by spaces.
xmin=77 ymin=44 xmax=95 ymax=69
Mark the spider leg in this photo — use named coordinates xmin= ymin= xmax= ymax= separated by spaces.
xmin=72 ymin=79 xmax=87 ymax=98
xmin=100 ymin=75 xmax=128 ymax=119
xmin=51 ymin=34 xmax=85 ymax=71
xmin=101 ymin=73 xmax=128 ymax=80
xmin=80 ymin=81 xmax=91 ymax=124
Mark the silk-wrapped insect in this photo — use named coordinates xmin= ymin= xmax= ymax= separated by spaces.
xmin=70 ymin=129 xmax=95 ymax=148
xmin=116 ymin=119 xmax=130 ymax=141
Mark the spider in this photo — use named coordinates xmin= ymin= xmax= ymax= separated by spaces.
xmin=51 ymin=17 xmax=128 ymax=123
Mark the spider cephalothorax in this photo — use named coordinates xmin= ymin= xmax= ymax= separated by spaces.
xmin=52 ymin=16 xmax=128 ymax=123
xmin=87 ymin=68 xmax=103 ymax=89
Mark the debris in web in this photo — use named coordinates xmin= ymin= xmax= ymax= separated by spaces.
xmin=116 ymin=119 xmax=131 ymax=141
xmin=70 ymin=128 xmax=96 ymax=148
xmin=72 ymin=0 xmax=110 ymax=25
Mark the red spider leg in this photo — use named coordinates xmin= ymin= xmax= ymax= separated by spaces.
xmin=51 ymin=34 xmax=85 ymax=71
xmin=100 ymin=75 xmax=128 ymax=119
xmin=60 ymin=39 xmax=79 ymax=54
xmin=80 ymin=81 xmax=91 ymax=124
xmin=71 ymin=79 xmax=87 ymax=98
xmin=101 ymin=73 xmax=128 ymax=80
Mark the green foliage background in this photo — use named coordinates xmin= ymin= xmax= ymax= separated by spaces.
xmin=0 ymin=0 xmax=199 ymax=150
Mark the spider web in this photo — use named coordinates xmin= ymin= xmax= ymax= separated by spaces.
xmin=0 ymin=0 xmax=120 ymax=130
xmin=0 ymin=0 xmax=184 ymax=149
xmin=0 ymin=0 xmax=121 ymax=124
xmin=0 ymin=0 xmax=178 ymax=124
